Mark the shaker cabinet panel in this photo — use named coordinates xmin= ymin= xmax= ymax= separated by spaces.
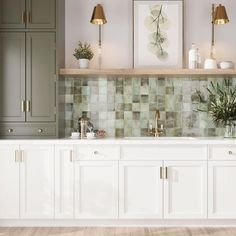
xmin=164 ymin=161 xmax=207 ymax=219
xmin=0 ymin=145 xmax=20 ymax=219
xmin=20 ymin=145 xmax=54 ymax=219
xmin=26 ymin=0 xmax=56 ymax=29
xmin=208 ymin=161 xmax=236 ymax=219
xmin=26 ymin=32 xmax=56 ymax=122
xmin=119 ymin=161 xmax=163 ymax=219
xmin=75 ymin=161 xmax=118 ymax=219
xmin=0 ymin=0 xmax=25 ymax=28
xmin=0 ymin=32 xmax=26 ymax=122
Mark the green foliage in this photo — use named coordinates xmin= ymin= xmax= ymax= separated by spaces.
xmin=73 ymin=42 xmax=94 ymax=60
xmin=196 ymin=80 xmax=236 ymax=125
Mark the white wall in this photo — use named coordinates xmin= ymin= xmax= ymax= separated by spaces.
xmin=65 ymin=0 xmax=236 ymax=68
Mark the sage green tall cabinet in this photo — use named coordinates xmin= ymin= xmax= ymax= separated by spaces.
xmin=0 ymin=0 xmax=64 ymax=138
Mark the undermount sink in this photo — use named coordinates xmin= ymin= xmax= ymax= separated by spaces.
xmin=124 ymin=137 xmax=197 ymax=140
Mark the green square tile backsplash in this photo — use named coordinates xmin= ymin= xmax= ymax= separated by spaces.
xmin=59 ymin=76 xmax=236 ymax=137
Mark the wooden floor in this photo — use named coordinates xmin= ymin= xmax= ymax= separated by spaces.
xmin=0 ymin=227 xmax=236 ymax=236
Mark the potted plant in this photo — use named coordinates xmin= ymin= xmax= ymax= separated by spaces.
xmin=196 ymin=80 xmax=236 ymax=138
xmin=73 ymin=42 xmax=94 ymax=69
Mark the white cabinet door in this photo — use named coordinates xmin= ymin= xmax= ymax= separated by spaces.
xmin=55 ymin=145 xmax=74 ymax=219
xmin=20 ymin=145 xmax=54 ymax=219
xmin=119 ymin=161 xmax=163 ymax=219
xmin=0 ymin=145 xmax=20 ymax=219
xmin=208 ymin=161 xmax=236 ymax=219
xmin=164 ymin=161 xmax=207 ymax=219
xmin=75 ymin=161 xmax=118 ymax=219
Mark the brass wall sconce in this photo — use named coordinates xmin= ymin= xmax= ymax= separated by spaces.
xmin=204 ymin=4 xmax=229 ymax=69
xmin=90 ymin=4 xmax=107 ymax=69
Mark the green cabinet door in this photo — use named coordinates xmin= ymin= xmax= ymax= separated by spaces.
xmin=0 ymin=32 xmax=26 ymax=122
xmin=26 ymin=0 xmax=56 ymax=29
xmin=0 ymin=0 xmax=26 ymax=28
xmin=26 ymin=32 xmax=56 ymax=122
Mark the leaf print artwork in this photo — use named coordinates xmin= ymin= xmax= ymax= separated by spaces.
xmin=144 ymin=4 xmax=170 ymax=60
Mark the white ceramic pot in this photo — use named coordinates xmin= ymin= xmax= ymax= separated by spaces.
xmin=204 ymin=58 xmax=217 ymax=69
xmin=79 ymin=59 xmax=89 ymax=69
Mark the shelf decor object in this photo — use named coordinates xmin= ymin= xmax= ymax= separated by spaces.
xmin=133 ymin=0 xmax=183 ymax=68
xmin=73 ymin=42 xmax=94 ymax=69
xmin=204 ymin=4 xmax=229 ymax=69
xmin=90 ymin=4 xmax=107 ymax=69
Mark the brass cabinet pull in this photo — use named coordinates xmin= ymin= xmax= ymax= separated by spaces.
xmin=160 ymin=167 xmax=163 ymax=179
xmin=26 ymin=100 xmax=30 ymax=112
xmin=21 ymin=11 xmax=26 ymax=23
xmin=8 ymin=128 xmax=13 ymax=133
xmin=15 ymin=150 xmax=19 ymax=162
xmin=21 ymin=100 xmax=26 ymax=112
xmin=70 ymin=150 xmax=73 ymax=162
xmin=165 ymin=167 xmax=168 ymax=179
xmin=38 ymin=129 xmax=43 ymax=134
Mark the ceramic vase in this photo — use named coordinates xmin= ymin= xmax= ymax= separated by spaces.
xmin=79 ymin=59 xmax=89 ymax=69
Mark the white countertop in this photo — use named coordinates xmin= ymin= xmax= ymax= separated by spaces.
xmin=0 ymin=137 xmax=236 ymax=145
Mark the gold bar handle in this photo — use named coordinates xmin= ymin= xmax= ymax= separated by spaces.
xmin=160 ymin=167 xmax=163 ymax=179
xmin=165 ymin=167 xmax=168 ymax=179
xmin=26 ymin=100 xmax=30 ymax=112
xmin=21 ymin=11 xmax=26 ymax=23
xmin=15 ymin=150 xmax=19 ymax=162
xmin=70 ymin=150 xmax=73 ymax=162
xmin=21 ymin=100 xmax=26 ymax=113
xmin=20 ymin=150 xmax=24 ymax=163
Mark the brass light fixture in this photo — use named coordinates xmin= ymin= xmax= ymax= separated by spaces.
xmin=90 ymin=4 xmax=107 ymax=69
xmin=210 ymin=3 xmax=229 ymax=59
xmin=204 ymin=3 xmax=229 ymax=69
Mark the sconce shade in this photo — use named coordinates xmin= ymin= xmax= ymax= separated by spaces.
xmin=90 ymin=4 xmax=107 ymax=25
xmin=214 ymin=4 xmax=229 ymax=25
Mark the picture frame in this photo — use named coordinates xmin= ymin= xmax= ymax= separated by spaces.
xmin=133 ymin=0 xmax=183 ymax=68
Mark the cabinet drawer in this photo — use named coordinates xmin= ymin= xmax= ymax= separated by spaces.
xmin=76 ymin=145 xmax=120 ymax=160
xmin=0 ymin=123 xmax=56 ymax=137
xmin=209 ymin=145 xmax=236 ymax=160
xmin=121 ymin=145 xmax=208 ymax=160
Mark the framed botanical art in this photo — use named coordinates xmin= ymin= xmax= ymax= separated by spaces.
xmin=133 ymin=0 xmax=183 ymax=68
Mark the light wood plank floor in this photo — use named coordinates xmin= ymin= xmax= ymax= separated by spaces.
xmin=0 ymin=227 xmax=236 ymax=236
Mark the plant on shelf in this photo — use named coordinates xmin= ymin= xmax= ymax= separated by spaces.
xmin=73 ymin=41 xmax=94 ymax=69
xmin=196 ymin=79 xmax=236 ymax=137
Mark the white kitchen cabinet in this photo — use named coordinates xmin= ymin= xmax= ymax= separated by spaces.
xmin=20 ymin=145 xmax=54 ymax=219
xmin=208 ymin=161 xmax=236 ymax=219
xmin=0 ymin=145 xmax=20 ymax=219
xmin=74 ymin=161 xmax=118 ymax=219
xmin=119 ymin=161 xmax=163 ymax=219
xmin=164 ymin=161 xmax=207 ymax=219
xmin=55 ymin=145 xmax=74 ymax=219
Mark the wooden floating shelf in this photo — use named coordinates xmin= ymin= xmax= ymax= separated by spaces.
xmin=59 ymin=68 xmax=236 ymax=77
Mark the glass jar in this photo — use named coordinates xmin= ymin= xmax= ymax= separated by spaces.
xmin=224 ymin=121 xmax=236 ymax=138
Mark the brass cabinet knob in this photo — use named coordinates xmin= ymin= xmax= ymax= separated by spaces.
xmin=8 ymin=128 xmax=13 ymax=133
xmin=38 ymin=129 xmax=43 ymax=133
xmin=229 ymin=151 xmax=233 ymax=155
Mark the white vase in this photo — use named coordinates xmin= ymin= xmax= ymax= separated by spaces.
xmin=79 ymin=59 xmax=89 ymax=69
xmin=204 ymin=58 xmax=217 ymax=69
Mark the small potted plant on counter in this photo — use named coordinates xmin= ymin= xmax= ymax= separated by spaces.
xmin=196 ymin=80 xmax=236 ymax=138
xmin=73 ymin=41 xmax=94 ymax=69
